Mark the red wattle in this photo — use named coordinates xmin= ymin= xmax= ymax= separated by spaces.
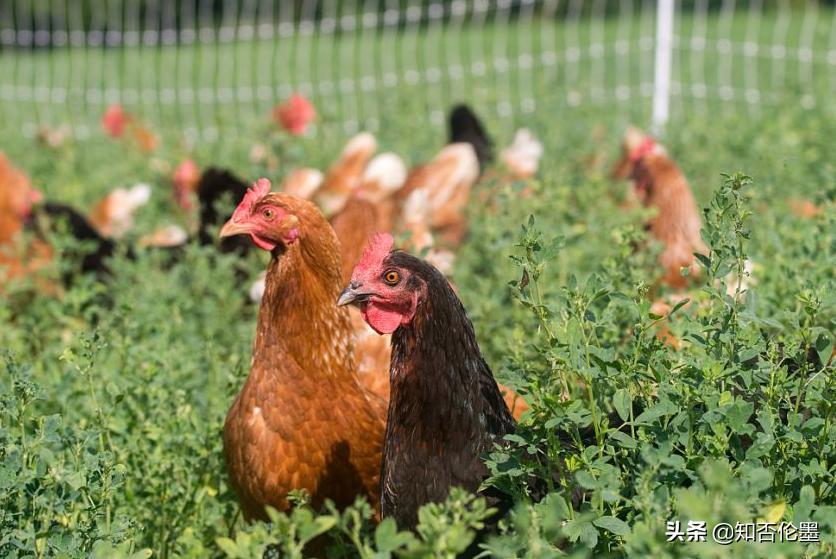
xmin=363 ymin=304 xmax=405 ymax=334
xmin=250 ymin=233 xmax=277 ymax=252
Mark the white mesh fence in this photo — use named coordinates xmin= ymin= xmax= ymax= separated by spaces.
xmin=0 ymin=1 xmax=833 ymax=141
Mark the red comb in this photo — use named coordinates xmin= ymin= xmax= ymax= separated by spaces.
xmin=629 ymin=137 xmax=656 ymax=162
xmin=356 ymin=233 xmax=394 ymax=274
xmin=231 ymin=178 xmax=272 ymax=221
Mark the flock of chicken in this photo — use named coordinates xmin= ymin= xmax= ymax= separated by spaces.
xmin=2 ymin=104 xmax=731 ymax=544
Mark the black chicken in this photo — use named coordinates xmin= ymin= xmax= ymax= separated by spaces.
xmin=28 ymin=202 xmax=119 ymax=278
xmin=338 ymin=233 xmax=516 ymax=531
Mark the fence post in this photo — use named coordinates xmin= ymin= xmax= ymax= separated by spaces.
xmin=652 ymin=0 xmax=675 ymax=134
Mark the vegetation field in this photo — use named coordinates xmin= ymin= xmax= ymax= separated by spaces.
xmin=1 ymin=8 xmax=835 ymax=559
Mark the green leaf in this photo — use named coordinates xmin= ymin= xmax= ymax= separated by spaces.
xmin=575 ymin=471 xmax=599 ymax=490
xmin=813 ymin=329 xmax=834 ymax=368
xmin=375 ymin=517 xmax=414 ymax=552
xmin=593 ymin=515 xmax=631 ymax=536
xmin=793 ymin=485 xmax=816 ymax=523
xmin=634 ymin=401 xmax=677 ymax=424
xmin=724 ymin=401 xmax=755 ymax=432
xmin=669 ymin=298 xmax=691 ymax=316
xmin=215 ymin=537 xmax=242 ymax=558
xmin=609 ymin=430 xmax=637 ymax=449
xmin=613 ymin=389 xmax=631 ymax=422
xmin=695 ymin=253 xmax=711 ymax=270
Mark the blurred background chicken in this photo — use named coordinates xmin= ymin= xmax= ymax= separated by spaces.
xmin=398 ymin=142 xmax=480 ymax=247
xmin=330 ymin=149 xmax=409 ymax=402
xmin=448 ymin=104 xmax=493 ymax=172
xmin=612 ymin=127 xmax=707 ymax=288
xmin=0 ymin=153 xmax=49 ymax=285
xmin=172 ymin=159 xmax=200 ymax=210
xmin=314 ymin=132 xmax=377 ymax=217
xmin=500 ymin=128 xmax=544 ymax=180
xmin=88 ymin=183 xmax=151 ymax=239
xmin=331 ymin=150 xmax=408 ymax=283
xmin=280 ymin=168 xmax=324 ymax=200
xmin=1 ymin=152 xmax=123 ymax=286
xmin=399 ymin=188 xmax=455 ymax=276
xmin=166 ymin=165 xmax=255 ymax=256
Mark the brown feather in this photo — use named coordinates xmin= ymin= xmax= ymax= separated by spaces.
xmin=223 ymin=194 xmax=385 ymax=520
xmin=0 ymin=153 xmax=53 ymax=288
xmin=632 ymin=152 xmax=707 ymax=288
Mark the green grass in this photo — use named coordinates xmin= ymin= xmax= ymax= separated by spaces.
xmin=1 ymin=10 xmax=835 ymax=559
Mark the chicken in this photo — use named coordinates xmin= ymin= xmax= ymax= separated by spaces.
xmin=0 ymin=153 xmax=50 ymax=285
xmin=29 ymin=202 xmax=120 ymax=279
xmin=399 ymin=188 xmax=456 ymax=276
xmin=354 ymin=152 xmax=408 ymax=232
xmin=101 ymin=104 xmax=158 ymax=152
xmin=788 ymin=198 xmax=822 ymax=219
xmin=217 ymin=179 xmax=385 ymax=520
xmin=338 ymin=233 xmax=517 ymax=530
xmin=611 ymin=126 xmax=650 ymax=182
xmin=398 ymin=143 xmax=480 ymax=247
xmin=329 ymin=153 xmax=408 ymax=402
xmin=280 ymin=168 xmax=324 ymax=200
xmin=613 ymin=127 xmax=707 ymax=288
xmin=173 ymin=159 xmax=200 ymax=210
xmin=392 ymin=105 xmax=488 ymax=248
xmin=88 ymin=183 xmax=151 ymax=239
xmin=448 ymin=104 xmax=493 ymax=172
xmin=165 ymin=165 xmax=257 ymax=257
xmin=331 ymin=152 xmax=408 ymax=283
xmin=139 ymin=224 xmax=189 ymax=248
xmin=500 ymin=129 xmax=544 ymax=180
xmin=314 ymin=132 xmax=378 ymax=217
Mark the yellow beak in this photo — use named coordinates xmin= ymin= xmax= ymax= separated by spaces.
xmin=219 ymin=220 xmax=251 ymax=239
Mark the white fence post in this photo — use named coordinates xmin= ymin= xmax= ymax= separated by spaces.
xmin=652 ymin=0 xmax=675 ymax=134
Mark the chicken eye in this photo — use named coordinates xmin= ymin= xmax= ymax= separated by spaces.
xmin=262 ymin=208 xmax=275 ymax=219
xmin=383 ymin=270 xmax=400 ymax=285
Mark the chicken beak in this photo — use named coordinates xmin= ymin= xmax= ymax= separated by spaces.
xmin=219 ymin=220 xmax=250 ymax=239
xmin=337 ymin=283 xmax=370 ymax=307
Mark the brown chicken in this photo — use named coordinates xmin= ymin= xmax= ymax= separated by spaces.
xmin=314 ymin=132 xmax=378 ymax=218
xmin=0 ymin=153 xmax=51 ymax=286
xmin=329 ymin=152 xmax=408 ymax=402
xmin=613 ymin=127 xmax=707 ymax=288
xmin=218 ymin=179 xmax=385 ymax=520
xmin=88 ymin=183 xmax=151 ymax=239
xmin=397 ymin=143 xmax=480 ymax=247
xmin=399 ymin=188 xmax=456 ymax=276
xmin=280 ymin=168 xmax=324 ymax=200
xmin=331 ymin=152 xmax=408 ymax=283
xmin=788 ymin=198 xmax=823 ymax=219
xmin=499 ymin=128 xmax=544 ymax=181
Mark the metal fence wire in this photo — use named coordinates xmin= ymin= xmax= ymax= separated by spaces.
xmin=1 ymin=1 xmax=834 ymax=141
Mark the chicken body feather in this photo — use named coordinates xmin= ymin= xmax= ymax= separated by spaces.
xmin=222 ymin=192 xmax=385 ymax=520
xmin=341 ymin=240 xmax=516 ymax=530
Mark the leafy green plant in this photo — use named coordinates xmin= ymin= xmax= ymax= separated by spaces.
xmin=1 ymin=74 xmax=834 ymax=558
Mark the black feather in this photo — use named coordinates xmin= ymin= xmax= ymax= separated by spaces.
xmin=448 ymin=104 xmax=493 ymax=172
xmin=381 ymin=251 xmax=516 ymax=535
xmin=28 ymin=202 xmax=120 ymax=278
xmin=194 ymin=167 xmax=253 ymax=255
